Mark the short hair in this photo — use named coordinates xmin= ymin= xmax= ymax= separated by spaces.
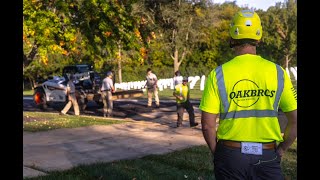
xmin=147 ymin=68 xmax=152 ymax=72
xmin=175 ymin=70 xmax=180 ymax=76
xmin=182 ymin=76 xmax=188 ymax=82
xmin=106 ymin=71 xmax=113 ymax=77
xmin=229 ymin=38 xmax=259 ymax=48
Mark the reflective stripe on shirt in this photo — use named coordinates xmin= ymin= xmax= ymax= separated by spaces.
xmin=216 ymin=64 xmax=284 ymax=120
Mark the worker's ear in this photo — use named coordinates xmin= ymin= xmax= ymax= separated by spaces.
xmin=256 ymin=40 xmax=261 ymax=47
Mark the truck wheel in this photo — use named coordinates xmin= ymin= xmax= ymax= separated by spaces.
xmin=33 ymin=88 xmax=48 ymax=110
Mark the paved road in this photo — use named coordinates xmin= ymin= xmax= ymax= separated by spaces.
xmin=23 ymin=96 xmax=198 ymax=118
xmin=23 ymin=97 xmax=206 ymax=178
xmin=23 ymin=96 xmax=288 ymax=178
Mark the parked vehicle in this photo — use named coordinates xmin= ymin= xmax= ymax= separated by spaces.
xmin=33 ymin=64 xmax=143 ymax=110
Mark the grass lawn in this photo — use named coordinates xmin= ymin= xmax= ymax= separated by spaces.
xmin=24 ymin=140 xmax=297 ymax=180
xmin=139 ymin=86 xmax=203 ymax=101
xmin=23 ymin=80 xmax=297 ymax=179
xmin=24 ymin=90 xmax=34 ymax=96
xmin=23 ymin=111 xmax=130 ymax=132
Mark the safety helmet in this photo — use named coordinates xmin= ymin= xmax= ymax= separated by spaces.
xmin=229 ymin=9 xmax=262 ymax=40
xmin=106 ymin=71 xmax=113 ymax=77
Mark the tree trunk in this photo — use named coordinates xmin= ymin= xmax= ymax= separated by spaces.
xmin=117 ymin=42 xmax=122 ymax=83
xmin=286 ymin=55 xmax=289 ymax=69
xmin=25 ymin=43 xmax=38 ymax=66
xmin=173 ymin=47 xmax=186 ymax=74
xmin=173 ymin=49 xmax=179 ymax=73
xmin=29 ymin=78 xmax=35 ymax=90
xmin=284 ymin=54 xmax=290 ymax=70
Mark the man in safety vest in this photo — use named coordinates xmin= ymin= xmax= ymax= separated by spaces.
xmin=173 ymin=76 xmax=198 ymax=128
xmin=199 ymin=9 xmax=297 ymax=180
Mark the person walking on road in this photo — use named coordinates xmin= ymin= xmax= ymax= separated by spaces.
xmin=100 ymin=71 xmax=115 ymax=117
xmin=173 ymin=76 xmax=198 ymax=128
xmin=199 ymin=9 xmax=297 ymax=180
xmin=60 ymin=74 xmax=80 ymax=116
xmin=144 ymin=68 xmax=160 ymax=108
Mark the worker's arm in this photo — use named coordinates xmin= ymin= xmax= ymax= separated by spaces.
xmin=276 ymin=109 xmax=297 ymax=157
xmin=173 ymin=87 xmax=186 ymax=101
xmin=111 ymin=85 xmax=115 ymax=93
xmin=172 ymin=91 xmax=178 ymax=98
xmin=172 ymin=91 xmax=183 ymax=100
xmin=144 ymin=79 xmax=148 ymax=89
xmin=66 ymin=83 xmax=71 ymax=95
xmin=110 ymin=80 xmax=115 ymax=93
xmin=201 ymin=111 xmax=219 ymax=154
xmin=154 ymin=78 xmax=158 ymax=89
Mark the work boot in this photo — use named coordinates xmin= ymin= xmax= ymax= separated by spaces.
xmin=190 ymin=122 xmax=199 ymax=127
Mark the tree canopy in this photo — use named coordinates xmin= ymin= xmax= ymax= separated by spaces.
xmin=23 ymin=0 xmax=297 ymax=85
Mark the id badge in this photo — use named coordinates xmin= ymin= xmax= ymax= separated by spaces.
xmin=241 ymin=142 xmax=263 ymax=155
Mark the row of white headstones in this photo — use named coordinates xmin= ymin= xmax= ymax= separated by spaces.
xmin=115 ymin=66 xmax=297 ymax=91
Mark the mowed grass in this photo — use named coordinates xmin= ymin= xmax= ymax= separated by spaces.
xmin=23 ymin=90 xmax=34 ymax=96
xmin=139 ymin=83 xmax=203 ymax=100
xmin=281 ymin=140 xmax=297 ymax=179
xmin=23 ymin=111 xmax=130 ymax=132
xmin=24 ymin=140 xmax=297 ymax=180
xmin=23 ymin=79 xmax=297 ymax=179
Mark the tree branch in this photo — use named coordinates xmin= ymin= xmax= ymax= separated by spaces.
xmin=185 ymin=17 xmax=193 ymax=41
xmin=276 ymin=26 xmax=286 ymax=40
xmin=178 ymin=47 xmax=187 ymax=67
xmin=170 ymin=54 xmax=174 ymax=60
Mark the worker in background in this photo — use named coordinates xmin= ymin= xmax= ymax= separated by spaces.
xmin=60 ymin=74 xmax=80 ymax=116
xmin=144 ymin=68 xmax=160 ymax=108
xmin=173 ymin=70 xmax=183 ymax=86
xmin=100 ymin=71 xmax=115 ymax=117
xmin=199 ymin=9 xmax=297 ymax=179
xmin=173 ymin=76 xmax=198 ymax=128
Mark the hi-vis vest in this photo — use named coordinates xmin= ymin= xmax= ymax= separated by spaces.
xmin=174 ymin=83 xmax=189 ymax=103
xmin=199 ymin=54 xmax=297 ymax=143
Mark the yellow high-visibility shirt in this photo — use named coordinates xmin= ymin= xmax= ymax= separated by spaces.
xmin=199 ymin=54 xmax=297 ymax=142
xmin=174 ymin=83 xmax=189 ymax=103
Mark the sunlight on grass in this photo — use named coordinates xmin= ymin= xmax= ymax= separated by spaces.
xmin=281 ymin=140 xmax=297 ymax=179
xmin=138 ymin=81 xmax=203 ymax=100
xmin=23 ymin=111 xmax=130 ymax=132
xmin=23 ymin=90 xmax=34 ymax=96
xmin=24 ymin=143 xmax=297 ymax=180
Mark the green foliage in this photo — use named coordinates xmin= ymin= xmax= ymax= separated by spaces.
xmin=258 ymin=0 xmax=297 ymax=67
xmin=23 ymin=0 xmax=297 ymax=83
